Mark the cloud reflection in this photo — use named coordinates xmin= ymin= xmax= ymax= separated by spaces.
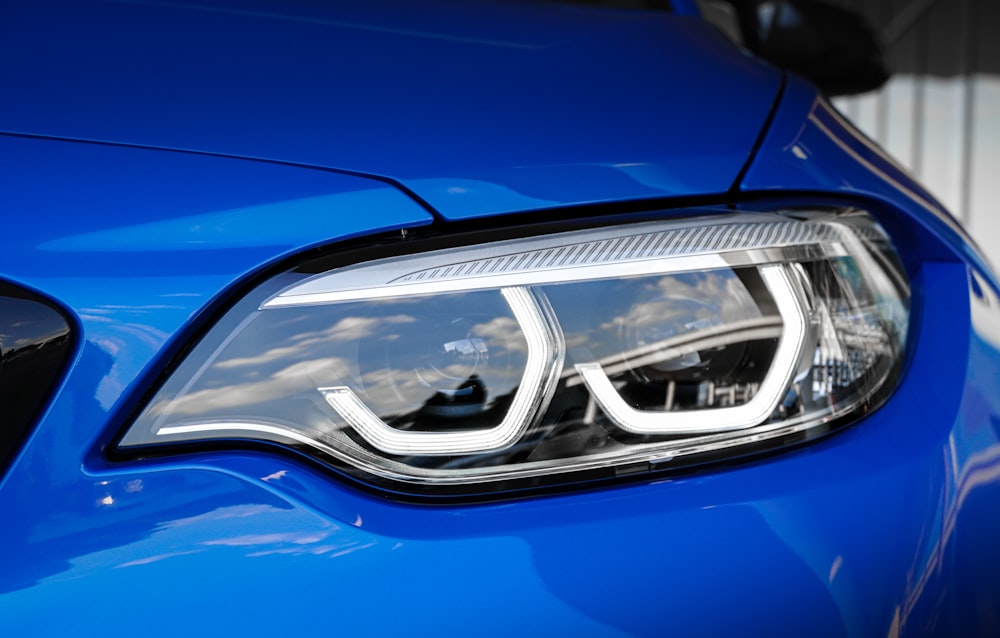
xmin=154 ymin=356 xmax=353 ymax=416
xmin=604 ymin=272 xmax=761 ymax=333
xmin=149 ymin=294 xmax=527 ymax=425
xmin=215 ymin=314 xmax=417 ymax=370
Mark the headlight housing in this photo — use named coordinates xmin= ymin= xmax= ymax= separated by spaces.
xmin=118 ymin=207 xmax=909 ymax=498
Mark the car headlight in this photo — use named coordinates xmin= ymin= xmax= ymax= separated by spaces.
xmin=118 ymin=207 xmax=909 ymax=498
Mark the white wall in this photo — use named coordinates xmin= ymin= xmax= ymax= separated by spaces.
xmin=835 ymin=74 xmax=1000 ymax=270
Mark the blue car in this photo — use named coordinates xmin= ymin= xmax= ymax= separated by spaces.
xmin=2 ymin=1 xmax=999 ymax=635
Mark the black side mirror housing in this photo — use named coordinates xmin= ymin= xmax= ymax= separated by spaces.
xmin=705 ymin=0 xmax=890 ymax=96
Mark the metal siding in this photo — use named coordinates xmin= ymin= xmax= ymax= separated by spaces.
xmin=834 ymin=0 xmax=1000 ymax=268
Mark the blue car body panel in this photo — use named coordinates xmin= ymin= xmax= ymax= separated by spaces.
xmin=3 ymin=257 xmax=999 ymax=637
xmin=2 ymin=3 xmax=1000 ymax=637
xmin=0 ymin=0 xmax=781 ymax=219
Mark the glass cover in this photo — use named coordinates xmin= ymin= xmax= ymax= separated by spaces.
xmin=119 ymin=209 xmax=909 ymax=496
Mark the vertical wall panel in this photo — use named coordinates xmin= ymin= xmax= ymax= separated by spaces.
xmin=918 ymin=77 xmax=966 ymax=215
xmin=832 ymin=0 xmax=1000 ymax=267
xmin=879 ymin=0 xmax=922 ymax=172
xmin=916 ymin=0 xmax=968 ymax=217
xmin=850 ymin=92 xmax=881 ymax=140
xmin=874 ymin=78 xmax=917 ymax=174
xmin=967 ymin=76 xmax=1000 ymax=267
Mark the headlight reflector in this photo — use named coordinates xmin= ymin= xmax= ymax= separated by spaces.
xmin=119 ymin=209 xmax=909 ymax=496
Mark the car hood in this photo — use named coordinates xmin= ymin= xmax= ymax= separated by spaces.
xmin=0 ymin=0 xmax=782 ymax=220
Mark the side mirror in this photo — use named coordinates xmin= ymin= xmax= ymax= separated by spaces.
xmin=703 ymin=0 xmax=890 ymax=96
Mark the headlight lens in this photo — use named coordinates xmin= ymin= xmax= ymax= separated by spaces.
xmin=119 ymin=208 xmax=909 ymax=497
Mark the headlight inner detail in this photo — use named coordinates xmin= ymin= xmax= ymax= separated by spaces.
xmin=574 ymin=264 xmax=809 ymax=435
xmin=119 ymin=210 xmax=909 ymax=496
xmin=316 ymin=286 xmax=565 ymax=456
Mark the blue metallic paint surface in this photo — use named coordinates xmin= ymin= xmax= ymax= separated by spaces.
xmin=2 ymin=261 xmax=998 ymax=637
xmin=0 ymin=133 xmax=433 ymax=473
xmin=1 ymin=4 xmax=1000 ymax=637
xmin=0 ymin=0 xmax=781 ymax=219
xmin=741 ymin=76 xmax=1000 ymax=636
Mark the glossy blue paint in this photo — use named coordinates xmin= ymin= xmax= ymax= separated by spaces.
xmin=0 ymin=0 xmax=781 ymax=220
xmin=1 ymin=2 xmax=999 ymax=636
xmin=0 ymin=134 xmax=433 ymax=471
xmin=2 ymin=260 xmax=999 ymax=636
